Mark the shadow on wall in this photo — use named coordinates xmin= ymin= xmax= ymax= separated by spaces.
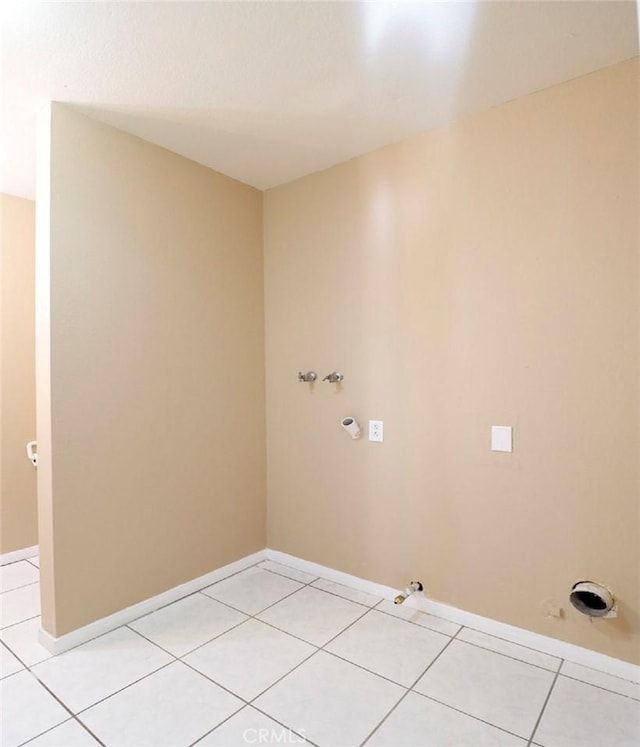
xmin=0 ymin=193 xmax=38 ymax=556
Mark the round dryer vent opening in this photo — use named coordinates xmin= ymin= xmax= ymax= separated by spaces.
xmin=569 ymin=581 xmax=616 ymax=618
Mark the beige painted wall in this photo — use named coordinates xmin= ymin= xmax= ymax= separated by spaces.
xmin=42 ymin=105 xmax=266 ymax=635
xmin=0 ymin=194 xmax=37 ymax=554
xmin=264 ymin=60 xmax=640 ymax=664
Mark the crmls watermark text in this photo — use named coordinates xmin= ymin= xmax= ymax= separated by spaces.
xmin=243 ymin=727 xmax=306 ymax=744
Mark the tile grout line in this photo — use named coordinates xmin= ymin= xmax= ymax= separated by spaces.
xmin=17 ymin=716 xmax=92 ymax=747
xmin=191 ymin=566 xmax=384 ymax=656
xmin=178 ymin=581 xmax=381 ymax=744
xmin=558 ymin=672 xmax=640 ymax=702
xmin=249 ymin=707 xmax=322 ymax=747
xmin=179 ymin=629 xmax=323 ymax=745
xmin=1 ymin=559 xmax=37 ymax=566
xmin=2 ymin=562 xmax=593 ymax=681
xmin=27 ymin=560 xmax=272 ymax=660
xmin=202 ymin=572 xmax=315 ymax=616
xmin=0 ymin=639 xmax=32 ymax=675
xmin=454 ymin=623 xmax=568 ymax=660
xmin=5 ymin=561 xmax=270 ymax=663
xmin=257 ymin=562 xmax=321 ymax=586
xmin=3 ymin=562 xmax=343 ymax=667
xmin=126 ymin=598 xmax=323 ymax=747
xmin=123 ymin=626 xmax=257 ymax=707
xmin=133 ymin=613 xmax=319 ymax=747
xmin=370 ymin=602 xmax=562 ymax=675
xmin=186 ymin=705 xmax=249 ymax=747
xmin=265 ymin=564 xmax=406 ymax=614
xmin=360 ymin=625 xmax=464 ymax=745
xmin=188 ymin=702 xmax=319 ymax=747
xmin=372 ymin=605 xmax=460 ymax=634
xmin=181 ymin=649 xmax=321 ymax=742
xmin=27 ymin=716 xmax=107 ymax=747
xmin=72 ymin=659 xmax=178 ymax=717
xmin=131 ymin=606 xmax=251 ymax=659
xmin=25 ymin=593 xmax=634 ymax=706
xmin=0 ymin=580 xmax=40 ymax=595
xmin=6 ymin=567 xmax=340 ymax=747
xmin=245 ymin=599 xmax=375 ymax=703
xmin=15 ymin=670 xmax=109 ymax=747
xmin=15 ymin=614 xmax=183 ymax=727
xmin=11 ymin=608 xmax=522 ymax=747
xmin=0 ymin=613 xmax=41 ymax=634
xmin=372 ymin=597 xmax=460 ymax=629
xmin=527 ymin=662 xmax=563 ymax=746
xmin=259 ymin=562 xmax=390 ymax=611
xmin=4 ymin=562 xmax=638 ymax=746
xmin=5 ymin=559 xmax=639 ymax=693
xmin=443 ymin=636 xmax=561 ymax=675
xmin=559 ymin=657 xmax=640 ymax=686
xmin=0 ymin=640 xmax=29 ymax=681
xmin=410 ymin=689 xmax=531 ymax=743
xmin=320 ymin=649 xmax=421 ymax=691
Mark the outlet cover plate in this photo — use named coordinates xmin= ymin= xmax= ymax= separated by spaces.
xmin=369 ymin=420 xmax=384 ymax=442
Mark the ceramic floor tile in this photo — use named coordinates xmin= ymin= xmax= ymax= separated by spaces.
xmin=457 ymin=628 xmax=560 ymax=671
xmin=79 ymin=661 xmax=243 ymax=747
xmin=560 ymin=661 xmax=640 ymax=700
xmin=534 ymin=675 xmax=640 ymax=747
xmin=0 ymin=560 xmax=39 ymax=592
xmin=376 ymin=599 xmax=461 ymax=637
xmin=0 ymin=582 xmax=41 ymax=628
xmin=0 ymin=616 xmax=54 ymax=666
xmin=129 ymin=592 xmax=247 ymax=656
xmin=26 ymin=719 xmax=102 ymax=746
xmin=414 ymin=640 xmax=554 ymax=738
xmin=1 ymin=641 xmax=24 ymax=678
xmin=32 ymin=626 xmax=173 ymax=712
xmin=258 ymin=560 xmax=318 ymax=584
xmin=254 ymin=651 xmax=404 ymax=747
xmin=197 ymin=705 xmax=304 ymax=746
xmin=368 ymin=690 xmax=527 ymax=746
xmin=326 ymin=610 xmax=449 ymax=686
xmin=202 ymin=567 xmax=304 ymax=615
xmin=312 ymin=578 xmax=383 ymax=607
xmin=0 ymin=670 xmax=69 ymax=747
xmin=257 ymin=586 xmax=365 ymax=646
xmin=185 ymin=618 xmax=315 ymax=700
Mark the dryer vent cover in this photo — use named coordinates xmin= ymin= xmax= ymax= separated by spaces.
xmin=569 ymin=581 xmax=616 ymax=618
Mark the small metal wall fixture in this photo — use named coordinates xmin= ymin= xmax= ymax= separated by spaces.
xmin=394 ymin=581 xmax=424 ymax=605
xmin=322 ymin=371 xmax=344 ymax=383
xmin=298 ymin=371 xmax=318 ymax=383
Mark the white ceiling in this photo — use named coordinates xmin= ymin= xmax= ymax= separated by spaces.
xmin=1 ymin=1 xmax=638 ymax=199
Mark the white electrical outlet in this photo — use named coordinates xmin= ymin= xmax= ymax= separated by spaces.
xmin=369 ymin=420 xmax=384 ymax=442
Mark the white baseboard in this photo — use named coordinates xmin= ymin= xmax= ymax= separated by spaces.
xmin=37 ymin=545 xmax=640 ymax=685
xmin=0 ymin=544 xmax=39 ymax=566
xmin=39 ymin=550 xmax=266 ymax=655
xmin=266 ymin=549 xmax=640 ymax=685
xmin=265 ymin=549 xmax=399 ymax=600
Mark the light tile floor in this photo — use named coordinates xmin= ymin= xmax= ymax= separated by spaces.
xmin=1 ymin=556 xmax=639 ymax=747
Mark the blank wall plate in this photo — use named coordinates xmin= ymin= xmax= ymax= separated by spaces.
xmin=491 ymin=425 xmax=513 ymax=452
